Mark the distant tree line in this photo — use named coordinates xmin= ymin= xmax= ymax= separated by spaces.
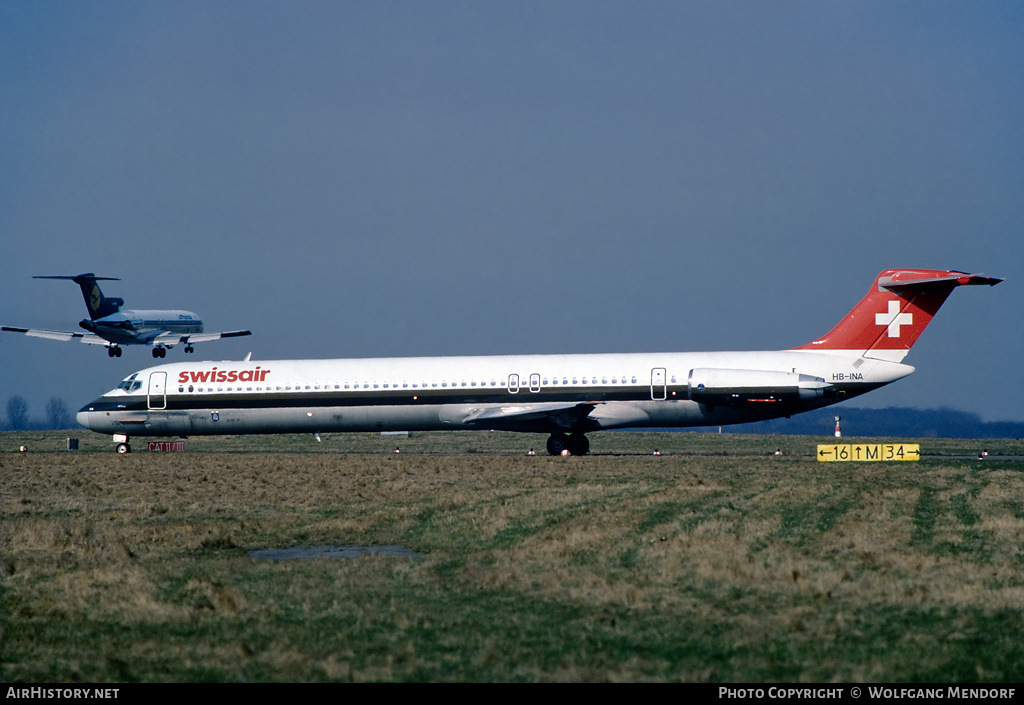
xmin=719 ymin=407 xmax=1024 ymax=439
xmin=4 ymin=396 xmax=74 ymax=431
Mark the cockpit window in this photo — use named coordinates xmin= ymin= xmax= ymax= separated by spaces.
xmin=116 ymin=374 xmax=143 ymax=394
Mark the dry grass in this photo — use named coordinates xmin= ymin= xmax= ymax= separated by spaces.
xmin=2 ymin=431 xmax=1023 ymax=681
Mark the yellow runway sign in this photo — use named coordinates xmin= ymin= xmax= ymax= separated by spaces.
xmin=817 ymin=443 xmax=920 ymax=462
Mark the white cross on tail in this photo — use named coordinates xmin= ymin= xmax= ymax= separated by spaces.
xmin=876 ymin=300 xmax=913 ymax=338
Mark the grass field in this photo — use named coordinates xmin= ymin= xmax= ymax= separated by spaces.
xmin=2 ymin=430 xmax=1023 ymax=682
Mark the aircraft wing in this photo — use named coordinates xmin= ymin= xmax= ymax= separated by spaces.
xmin=152 ymin=330 xmax=252 ymax=347
xmin=1 ymin=326 xmax=112 ymax=346
xmin=461 ymin=401 xmax=602 ymax=431
xmin=2 ymin=326 xmax=81 ymax=342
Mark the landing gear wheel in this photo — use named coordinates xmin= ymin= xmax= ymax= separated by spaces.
xmin=108 ymin=346 xmax=122 ymax=358
xmin=185 ymin=345 xmax=194 ymax=354
xmin=116 ymin=443 xmax=131 ymax=454
xmin=152 ymin=347 xmax=166 ymax=358
xmin=567 ymin=434 xmax=590 ymax=456
xmin=546 ymin=433 xmax=569 ymax=456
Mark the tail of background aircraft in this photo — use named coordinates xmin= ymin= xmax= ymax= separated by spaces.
xmin=34 ymin=274 xmax=124 ymax=320
xmin=795 ymin=269 xmax=1001 ymax=361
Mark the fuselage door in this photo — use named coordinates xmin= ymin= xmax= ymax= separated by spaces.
xmin=651 ymin=367 xmax=667 ymax=400
xmin=529 ymin=373 xmax=541 ymax=393
xmin=507 ymin=373 xmax=520 ymax=394
xmin=148 ymin=371 xmax=167 ymax=410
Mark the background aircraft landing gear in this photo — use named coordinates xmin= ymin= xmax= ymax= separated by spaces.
xmin=184 ymin=345 xmax=194 ymax=353
xmin=152 ymin=346 xmax=167 ymax=358
xmin=546 ymin=433 xmax=590 ymax=456
xmin=107 ymin=346 xmax=122 ymax=357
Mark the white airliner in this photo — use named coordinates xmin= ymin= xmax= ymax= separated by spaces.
xmin=77 ymin=269 xmax=1000 ymax=454
xmin=2 ymin=273 xmax=251 ymax=358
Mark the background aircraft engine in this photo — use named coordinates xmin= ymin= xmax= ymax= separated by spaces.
xmin=687 ymin=368 xmax=828 ymax=406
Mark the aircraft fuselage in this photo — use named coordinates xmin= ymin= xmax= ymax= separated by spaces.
xmin=76 ymin=350 xmax=913 ymax=437
xmin=82 ymin=309 xmax=204 ymax=345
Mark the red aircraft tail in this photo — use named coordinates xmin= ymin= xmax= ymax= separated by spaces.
xmin=794 ymin=269 xmax=1001 ymax=360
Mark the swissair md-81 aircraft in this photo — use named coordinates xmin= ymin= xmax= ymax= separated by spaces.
xmin=77 ymin=269 xmax=999 ymax=454
xmin=2 ymin=273 xmax=251 ymax=358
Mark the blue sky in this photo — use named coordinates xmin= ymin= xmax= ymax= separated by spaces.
xmin=1 ymin=1 xmax=1021 ymax=424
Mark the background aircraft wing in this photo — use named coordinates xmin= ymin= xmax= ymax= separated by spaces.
xmin=3 ymin=326 xmax=78 ymax=342
xmin=152 ymin=330 xmax=252 ymax=346
xmin=77 ymin=334 xmax=117 ymax=346
xmin=2 ymin=327 xmax=115 ymax=346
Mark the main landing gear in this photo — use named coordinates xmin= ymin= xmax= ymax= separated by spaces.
xmin=152 ymin=346 xmax=167 ymax=358
xmin=546 ymin=433 xmax=590 ymax=456
xmin=107 ymin=345 xmax=122 ymax=357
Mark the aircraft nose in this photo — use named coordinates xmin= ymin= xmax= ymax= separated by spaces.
xmin=76 ymin=406 xmax=96 ymax=430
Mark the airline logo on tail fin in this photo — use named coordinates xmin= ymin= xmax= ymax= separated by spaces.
xmin=795 ymin=269 xmax=1001 ymax=361
xmin=85 ymin=279 xmax=105 ymax=317
xmin=875 ymin=300 xmax=913 ymax=338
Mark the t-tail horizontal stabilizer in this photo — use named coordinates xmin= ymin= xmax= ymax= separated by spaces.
xmin=34 ymin=274 xmax=123 ymax=320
